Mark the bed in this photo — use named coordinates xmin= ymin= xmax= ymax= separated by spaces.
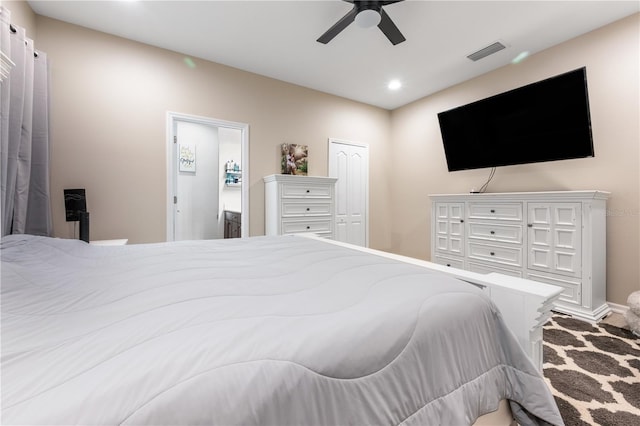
xmin=1 ymin=233 xmax=563 ymax=425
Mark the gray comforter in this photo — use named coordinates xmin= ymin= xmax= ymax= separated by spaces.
xmin=1 ymin=234 xmax=563 ymax=425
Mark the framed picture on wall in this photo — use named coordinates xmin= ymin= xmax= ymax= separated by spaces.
xmin=179 ymin=143 xmax=196 ymax=173
xmin=281 ymin=143 xmax=308 ymax=175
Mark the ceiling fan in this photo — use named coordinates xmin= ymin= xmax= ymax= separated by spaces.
xmin=317 ymin=0 xmax=406 ymax=45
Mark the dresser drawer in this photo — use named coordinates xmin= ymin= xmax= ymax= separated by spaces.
xmin=468 ymin=261 xmax=523 ymax=277
xmin=527 ymin=272 xmax=581 ymax=305
xmin=433 ymin=255 xmax=465 ymax=269
xmin=468 ymin=222 xmax=523 ymax=244
xmin=468 ymin=242 xmax=522 ymax=267
xmin=281 ymin=183 xmax=331 ymax=198
xmin=281 ymin=218 xmax=332 ymax=235
xmin=468 ymin=203 xmax=523 ymax=222
xmin=281 ymin=201 xmax=332 ymax=217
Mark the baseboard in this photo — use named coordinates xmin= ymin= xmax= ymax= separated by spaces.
xmin=607 ymin=302 xmax=629 ymax=315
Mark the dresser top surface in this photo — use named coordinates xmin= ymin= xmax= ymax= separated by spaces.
xmin=429 ymin=190 xmax=610 ymax=200
xmin=263 ymin=174 xmax=338 ymax=183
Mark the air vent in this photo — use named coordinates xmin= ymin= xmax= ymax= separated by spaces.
xmin=467 ymin=41 xmax=506 ymax=61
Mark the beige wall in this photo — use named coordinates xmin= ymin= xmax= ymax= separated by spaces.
xmin=5 ymin=1 xmax=638 ymax=305
xmin=390 ymin=13 xmax=640 ymax=305
xmin=27 ymin=14 xmax=392 ymax=249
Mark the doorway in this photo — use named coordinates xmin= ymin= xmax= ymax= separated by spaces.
xmin=328 ymin=138 xmax=369 ymax=247
xmin=166 ymin=112 xmax=249 ymax=241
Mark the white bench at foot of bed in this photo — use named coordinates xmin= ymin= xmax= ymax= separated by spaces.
xmin=303 ymin=235 xmax=563 ymax=372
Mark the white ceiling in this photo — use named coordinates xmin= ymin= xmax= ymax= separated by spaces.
xmin=27 ymin=0 xmax=639 ymax=110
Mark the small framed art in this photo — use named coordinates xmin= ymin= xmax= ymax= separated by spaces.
xmin=179 ymin=143 xmax=196 ymax=173
xmin=281 ymin=143 xmax=308 ymax=175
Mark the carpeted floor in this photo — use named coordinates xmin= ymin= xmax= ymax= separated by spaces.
xmin=543 ymin=313 xmax=640 ymax=426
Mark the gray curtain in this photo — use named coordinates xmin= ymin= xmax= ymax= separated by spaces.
xmin=0 ymin=6 xmax=52 ymax=237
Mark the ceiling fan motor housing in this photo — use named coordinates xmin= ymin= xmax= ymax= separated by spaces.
xmin=317 ymin=0 xmax=406 ymax=45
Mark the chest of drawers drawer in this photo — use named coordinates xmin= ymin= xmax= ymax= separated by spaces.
xmin=281 ymin=201 xmax=332 ymax=217
xmin=468 ymin=261 xmax=523 ymax=278
xmin=468 ymin=242 xmax=523 ymax=267
xmin=281 ymin=183 xmax=331 ymax=198
xmin=281 ymin=218 xmax=332 ymax=235
xmin=433 ymin=255 xmax=465 ymax=269
xmin=468 ymin=203 xmax=523 ymax=222
xmin=468 ymin=222 xmax=523 ymax=244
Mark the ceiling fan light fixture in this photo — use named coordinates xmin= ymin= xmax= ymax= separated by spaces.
xmin=316 ymin=0 xmax=406 ymax=45
xmin=355 ymin=9 xmax=382 ymax=28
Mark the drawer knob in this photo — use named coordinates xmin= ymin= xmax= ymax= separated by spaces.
xmin=528 ymin=224 xmax=533 ymax=228
xmin=490 ymin=230 xmax=495 ymax=235
xmin=460 ymin=219 xmax=464 ymax=223
xmin=306 ymin=207 xmax=310 ymax=211
xmin=490 ymin=209 xmax=495 ymax=213
xmin=446 ymin=263 xmax=451 ymax=267
xmin=306 ymin=189 xmax=310 ymax=193
xmin=490 ymin=252 xmax=495 ymax=256
xmin=306 ymin=226 xmax=310 ymax=230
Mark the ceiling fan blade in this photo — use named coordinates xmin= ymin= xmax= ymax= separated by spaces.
xmin=378 ymin=8 xmax=405 ymax=45
xmin=317 ymin=6 xmax=359 ymax=44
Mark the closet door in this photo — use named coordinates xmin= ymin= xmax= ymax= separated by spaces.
xmin=329 ymin=140 xmax=369 ymax=247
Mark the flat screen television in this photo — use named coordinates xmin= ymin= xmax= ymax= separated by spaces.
xmin=437 ymin=67 xmax=594 ymax=172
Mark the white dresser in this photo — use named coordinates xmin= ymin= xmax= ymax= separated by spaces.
xmin=429 ymin=191 xmax=610 ymax=322
xmin=264 ymin=174 xmax=338 ymax=239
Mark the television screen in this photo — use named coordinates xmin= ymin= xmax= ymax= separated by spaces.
xmin=437 ymin=67 xmax=594 ymax=172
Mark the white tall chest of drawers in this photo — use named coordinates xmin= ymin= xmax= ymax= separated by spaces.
xmin=264 ymin=174 xmax=338 ymax=239
xmin=429 ymin=191 xmax=610 ymax=322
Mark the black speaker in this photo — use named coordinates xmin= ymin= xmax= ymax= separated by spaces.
xmin=64 ymin=189 xmax=86 ymax=221
xmin=79 ymin=211 xmax=90 ymax=243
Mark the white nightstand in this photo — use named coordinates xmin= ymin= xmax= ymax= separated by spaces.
xmin=90 ymin=239 xmax=128 ymax=246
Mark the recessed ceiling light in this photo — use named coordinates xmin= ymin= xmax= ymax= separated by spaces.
xmin=388 ymin=80 xmax=402 ymax=90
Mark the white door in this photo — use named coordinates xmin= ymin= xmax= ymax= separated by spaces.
xmin=328 ymin=139 xmax=369 ymax=247
xmin=174 ymin=120 xmax=220 ymax=240
xmin=166 ymin=112 xmax=250 ymax=242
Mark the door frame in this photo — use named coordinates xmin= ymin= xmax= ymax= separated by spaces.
xmin=166 ymin=112 xmax=249 ymax=241
xmin=328 ymin=138 xmax=370 ymax=247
